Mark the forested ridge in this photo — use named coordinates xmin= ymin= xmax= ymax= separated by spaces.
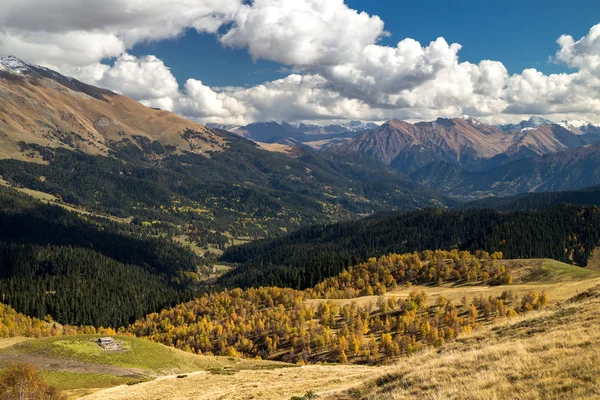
xmin=220 ymin=205 xmax=600 ymax=289
xmin=0 ymin=131 xmax=453 ymax=239
xmin=463 ymin=185 xmax=600 ymax=211
xmin=0 ymin=131 xmax=452 ymax=330
xmin=0 ymin=187 xmax=206 ymax=327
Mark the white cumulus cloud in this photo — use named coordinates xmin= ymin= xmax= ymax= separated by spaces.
xmin=55 ymin=54 xmax=180 ymax=111
xmin=0 ymin=0 xmax=242 ymax=66
xmin=221 ymin=0 xmax=385 ymax=67
xmin=2 ymin=0 xmax=600 ymax=125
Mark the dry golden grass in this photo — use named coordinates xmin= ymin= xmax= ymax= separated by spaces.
xmin=305 ymin=259 xmax=600 ymax=309
xmin=0 ymin=73 xmax=224 ymax=160
xmin=585 ymin=248 xmax=600 ymax=272
xmin=0 ymin=337 xmax=31 ymax=349
xmin=325 ymin=285 xmax=600 ymax=400
xmin=257 ymin=142 xmax=295 ymax=154
xmin=80 ymin=364 xmax=390 ymax=400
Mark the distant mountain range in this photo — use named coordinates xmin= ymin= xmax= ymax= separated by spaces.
xmin=213 ymin=114 xmax=600 ymax=200
xmin=330 ymin=116 xmax=600 ymax=174
xmin=410 ymin=142 xmax=600 ymax=198
xmin=220 ymin=116 xmax=600 ymax=175
xmin=208 ymin=120 xmax=378 ymax=150
xmin=313 ymin=115 xmax=599 ymax=199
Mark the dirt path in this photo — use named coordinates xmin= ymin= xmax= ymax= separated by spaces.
xmin=79 ymin=365 xmax=391 ymax=400
xmin=0 ymin=353 xmax=149 ymax=377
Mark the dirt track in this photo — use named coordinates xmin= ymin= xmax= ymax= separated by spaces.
xmin=80 ymin=365 xmax=391 ymax=400
xmin=0 ymin=353 xmax=149 ymax=377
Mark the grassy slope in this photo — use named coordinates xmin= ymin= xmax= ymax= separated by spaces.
xmin=0 ymin=258 xmax=594 ymax=399
xmin=80 ymin=365 xmax=389 ymax=400
xmin=0 ymin=335 xmax=291 ymax=398
xmin=325 ymin=284 xmax=600 ymax=400
xmin=306 ymin=258 xmax=600 ymax=309
xmin=2 ymin=335 xmax=288 ymax=373
xmin=80 ymin=289 xmax=600 ymax=400
xmin=79 ymin=259 xmax=600 ymax=399
xmin=40 ymin=371 xmax=147 ymax=400
xmin=507 ymin=258 xmax=598 ymax=282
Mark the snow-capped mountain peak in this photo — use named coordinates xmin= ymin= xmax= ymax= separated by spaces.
xmin=559 ymin=119 xmax=590 ymax=129
xmin=497 ymin=116 xmax=553 ymax=132
xmin=558 ymin=119 xmax=600 ymax=135
xmin=0 ymin=56 xmax=33 ymax=74
xmin=527 ymin=116 xmax=553 ymax=127
xmin=340 ymin=121 xmax=379 ymax=131
xmin=460 ymin=115 xmax=483 ymax=126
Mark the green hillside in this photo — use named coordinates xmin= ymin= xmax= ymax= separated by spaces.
xmin=0 ymin=335 xmax=290 ymax=397
xmin=4 ymin=335 xmax=241 ymax=372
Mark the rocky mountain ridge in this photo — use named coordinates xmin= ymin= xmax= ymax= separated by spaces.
xmin=0 ymin=56 xmax=222 ymax=161
xmin=330 ymin=116 xmax=600 ymax=174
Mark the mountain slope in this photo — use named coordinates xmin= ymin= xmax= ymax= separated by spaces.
xmin=504 ymin=124 xmax=588 ymax=158
xmin=332 ymin=118 xmax=506 ymax=173
xmin=325 ymin=284 xmax=600 ymax=400
xmin=331 ymin=116 xmax=595 ymax=174
xmin=412 ymin=142 xmax=600 ymax=198
xmin=0 ymin=186 xmax=206 ymax=326
xmin=0 ymin=133 xmax=456 ymax=236
xmin=0 ymin=56 xmax=222 ymax=161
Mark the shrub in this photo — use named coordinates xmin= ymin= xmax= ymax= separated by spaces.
xmin=0 ymin=362 xmax=65 ymax=400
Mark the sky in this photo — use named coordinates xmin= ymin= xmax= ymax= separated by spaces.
xmin=1 ymin=0 xmax=600 ymax=125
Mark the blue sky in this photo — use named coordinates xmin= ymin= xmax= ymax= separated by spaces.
xmin=4 ymin=0 xmax=600 ymax=124
xmin=129 ymin=0 xmax=600 ymax=88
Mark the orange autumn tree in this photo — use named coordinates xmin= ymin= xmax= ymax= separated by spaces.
xmin=0 ymin=362 xmax=65 ymax=400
